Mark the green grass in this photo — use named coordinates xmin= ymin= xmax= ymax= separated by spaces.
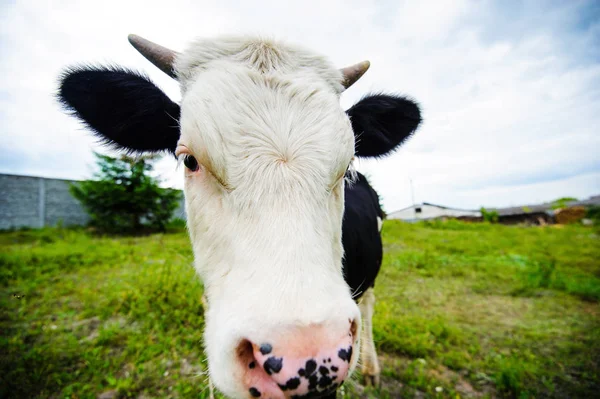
xmin=1 ymin=221 xmax=599 ymax=398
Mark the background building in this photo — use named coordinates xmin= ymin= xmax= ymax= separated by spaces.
xmin=387 ymin=203 xmax=481 ymax=222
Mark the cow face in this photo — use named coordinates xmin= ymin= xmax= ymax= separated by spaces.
xmin=58 ymin=34 xmax=421 ymax=398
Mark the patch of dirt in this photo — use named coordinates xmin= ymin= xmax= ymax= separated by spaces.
xmin=179 ymin=358 xmax=202 ymax=376
xmin=118 ymin=362 xmax=135 ymax=379
xmin=71 ymin=316 xmax=101 ymax=328
xmin=76 ymin=315 xmax=131 ymax=343
xmin=97 ymin=389 xmax=118 ymax=399
xmin=345 ymin=354 xmax=496 ymax=398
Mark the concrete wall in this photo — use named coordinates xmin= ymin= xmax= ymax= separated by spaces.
xmin=0 ymin=173 xmax=186 ymax=230
xmin=0 ymin=174 xmax=45 ymax=229
xmin=44 ymin=178 xmax=91 ymax=227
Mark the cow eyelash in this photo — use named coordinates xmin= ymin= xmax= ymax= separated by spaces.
xmin=328 ymin=161 xmax=355 ymax=193
xmin=177 ymin=153 xmax=232 ymax=191
xmin=344 ymin=158 xmax=358 ymax=185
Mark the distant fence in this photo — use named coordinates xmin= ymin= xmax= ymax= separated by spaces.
xmin=0 ymin=173 xmax=186 ymax=230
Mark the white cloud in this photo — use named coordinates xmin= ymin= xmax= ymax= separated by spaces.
xmin=1 ymin=0 xmax=598 ymax=211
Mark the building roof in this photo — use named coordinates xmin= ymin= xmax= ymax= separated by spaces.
xmin=491 ymin=204 xmax=553 ymax=216
xmin=491 ymin=195 xmax=600 ymax=216
xmin=389 ymin=195 xmax=600 ymax=218
xmin=389 ymin=202 xmax=479 ymax=215
xmin=572 ymin=195 xmax=600 ymax=207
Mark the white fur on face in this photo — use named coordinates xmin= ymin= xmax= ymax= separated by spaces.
xmin=174 ymin=36 xmax=360 ymax=397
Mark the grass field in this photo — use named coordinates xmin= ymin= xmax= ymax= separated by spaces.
xmin=1 ymin=221 xmax=599 ymax=398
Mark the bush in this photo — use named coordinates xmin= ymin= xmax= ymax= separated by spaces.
xmin=551 ymin=197 xmax=578 ymax=210
xmin=480 ymin=207 xmax=499 ymax=223
xmin=70 ymin=153 xmax=182 ymax=233
xmin=586 ymin=205 xmax=600 ymax=223
xmin=167 ymin=218 xmax=187 ymax=229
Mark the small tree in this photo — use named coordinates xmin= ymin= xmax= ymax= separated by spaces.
xmin=71 ymin=153 xmax=182 ymax=233
xmin=480 ymin=207 xmax=499 ymax=223
xmin=551 ymin=197 xmax=578 ymax=210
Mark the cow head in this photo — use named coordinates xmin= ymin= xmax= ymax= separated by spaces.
xmin=58 ymin=34 xmax=421 ymax=398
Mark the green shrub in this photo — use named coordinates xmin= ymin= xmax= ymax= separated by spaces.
xmin=167 ymin=218 xmax=187 ymax=229
xmin=480 ymin=207 xmax=499 ymax=223
xmin=586 ymin=205 xmax=600 ymax=223
xmin=551 ymin=197 xmax=578 ymax=210
xmin=70 ymin=153 xmax=182 ymax=233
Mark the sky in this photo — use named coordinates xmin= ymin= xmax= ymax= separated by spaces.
xmin=1 ymin=0 xmax=599 ymax=212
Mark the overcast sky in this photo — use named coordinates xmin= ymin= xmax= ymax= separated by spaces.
xmin=1 ymin=0 xmax=599 ymax=212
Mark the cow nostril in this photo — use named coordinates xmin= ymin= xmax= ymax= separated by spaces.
xmin=350 ymin=318 xmax=359 ymax=340
xmin=236 ymin=339 xmax=255 ymax=369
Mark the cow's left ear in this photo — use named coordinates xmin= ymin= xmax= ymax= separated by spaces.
xmin=58 ymin=66 xmax=180 ymax=154
xmin=346 ymin=94 xmax=422 ymax=158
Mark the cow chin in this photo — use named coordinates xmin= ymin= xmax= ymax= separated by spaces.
xmin=202 ymin=273 xmax=361 ymax=399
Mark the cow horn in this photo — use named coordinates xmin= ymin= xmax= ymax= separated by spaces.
xmin=340 ymin=60 xmax=370 ymax=89
xmin=128 ymin=34 xmax=179 ymax=79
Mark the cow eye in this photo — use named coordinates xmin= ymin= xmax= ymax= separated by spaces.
xmin=183 ymin=155 xmax=199 ymax=171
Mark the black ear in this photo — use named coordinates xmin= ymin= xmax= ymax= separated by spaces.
xmin=58 ymin=66 xmax=180 ymax=154
xmin=346 ymin=93 xmax=422 ymax=158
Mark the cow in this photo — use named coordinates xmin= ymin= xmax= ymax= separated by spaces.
xmin=58 ymin=34 xmax=421 ymax=399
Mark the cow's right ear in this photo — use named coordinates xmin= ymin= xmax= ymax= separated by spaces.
xmin=58 ymin=66 xmax=180 ymax=154
xmin=346 ymin=93 xmax=421 ymax=158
